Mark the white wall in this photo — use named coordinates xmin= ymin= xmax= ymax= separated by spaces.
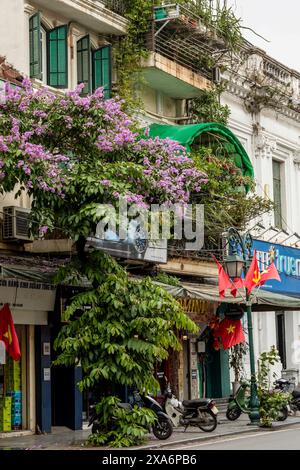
xmin=0 ymin=0 xmax=29 ymax=75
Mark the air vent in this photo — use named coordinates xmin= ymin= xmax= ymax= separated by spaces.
xmin=3 ymin=206 xmax=32 ymax=241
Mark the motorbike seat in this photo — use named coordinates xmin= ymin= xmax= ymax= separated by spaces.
xmin=182 ymin=399 xmax=211 ymax=408
xmin=292 ymin=389 xmax=300 ymax=399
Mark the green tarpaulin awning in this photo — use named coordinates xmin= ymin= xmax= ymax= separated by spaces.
xmin=154 ymin=281 xmax=300 ymax=312
xmin=146 ymin=122 xmax=254 ymax=179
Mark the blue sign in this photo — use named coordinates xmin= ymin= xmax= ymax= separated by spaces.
xmin=252 ymin=239 xmax=300 ymax=297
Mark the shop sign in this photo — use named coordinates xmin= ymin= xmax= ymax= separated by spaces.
xmin=43 ymin=368 xmax=51 ymax=382
xmin=0 ymin=278 xmax=56 ymax=311
xmin=253 ymin=239 xmax=300 ymax=297
xmin=86 ymin=236 xmax=167 ymax=263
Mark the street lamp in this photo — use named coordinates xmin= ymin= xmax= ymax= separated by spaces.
xmin=224 ymin=227 xmax=260 ymax=425
xmin=224 ymin=254 xmax=244 ymax=279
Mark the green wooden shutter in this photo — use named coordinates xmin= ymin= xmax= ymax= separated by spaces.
xmin=47 ymin=25 xmax=68 ymax=88
xmin=77 ymin=36 xmax=91 ymax=95
xmin=92 ymin=45 xmax=112 ymax=99
xmin=29 ymin=13 xmax=42 ymax=79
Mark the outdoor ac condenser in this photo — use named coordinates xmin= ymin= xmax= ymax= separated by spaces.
xmin=2 ymin=206 xmax=32 ymax=241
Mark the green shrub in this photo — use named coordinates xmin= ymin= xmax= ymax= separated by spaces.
xmin=86 ymin=396 xmax=156 ymax=448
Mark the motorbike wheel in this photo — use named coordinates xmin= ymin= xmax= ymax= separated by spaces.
xmin=277 ymin=406 xmax=288 ymax=421
xmin=226 ymin=407 xmax=242 ymax=421
xmin=198 ymin=410 xmax=217 ymax=432
xmin=91 ymin=422 xmax=101 ymax=434
xmin=152 ymin=419 xmax=173 ymax=440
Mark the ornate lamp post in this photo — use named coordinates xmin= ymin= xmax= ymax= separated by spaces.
xmin=224 ymin=227 xmax=260 ymax=425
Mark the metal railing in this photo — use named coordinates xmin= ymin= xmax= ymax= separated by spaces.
xmin=168 ymin=236 xmax=225 ymax=261
xmin=102 ymin=0 xmax=126 ymax=16
xmin=145 ymin=3 xmax=233 ymax=81
xmin=147 ymin=28 xmax=213 ymax=80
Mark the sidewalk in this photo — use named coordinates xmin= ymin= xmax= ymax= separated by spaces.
xmin=1 ymin=413 xmax=300 ymax=450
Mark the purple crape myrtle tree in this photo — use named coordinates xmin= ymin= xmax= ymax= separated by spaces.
xmin=0 ymin=79 xmax=205 ymax=447
xmin=0 ymin=78 xmax=207 ymax=240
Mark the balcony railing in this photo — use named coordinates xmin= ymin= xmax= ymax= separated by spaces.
xmin=262 ymin=58 xmax=292 ymax=88
xmin=145 ymin=3 xmax=237 ymax=82
xmin=102 ymin=0 xmax=126 ymax=16
xmin=168 ymin=237 xmax=225 ymax=262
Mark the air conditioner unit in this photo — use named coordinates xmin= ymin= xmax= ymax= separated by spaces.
xmin=2 ymin=206 xmax=32 ymax=241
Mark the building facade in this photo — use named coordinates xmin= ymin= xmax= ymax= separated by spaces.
xmin=1 ymin=1 xmax=300 ymax=436
xmin=0 ymin=0 xmax=127 ymax=435
xmin=222 ymin=50 xmax=300 ymax=383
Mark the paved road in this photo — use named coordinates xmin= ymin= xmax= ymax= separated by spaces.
xmin=169 ymin=425 xmax=300 ymax=450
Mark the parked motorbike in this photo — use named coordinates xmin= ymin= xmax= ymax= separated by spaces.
xmin=274 ymin=378 xmax=300 ymax=413
xmin=226 ymin=381 xmax=290 ymax=421
xmin=89 ymin=391 xmax=173 ymax=440
xmin=163 ymin=383 xmax=218 ymax=432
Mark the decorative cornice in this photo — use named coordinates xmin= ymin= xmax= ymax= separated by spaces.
xmin=24 ymin=3 xmax=36 ymax=15
xmin=225 ymin=77 xmax=300 ymax=123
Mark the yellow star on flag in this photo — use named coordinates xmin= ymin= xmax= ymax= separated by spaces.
xmin=226 ymin=324 xmax=236 ymax=334
xmin=3 ymin=325 xmax=12 ymax=344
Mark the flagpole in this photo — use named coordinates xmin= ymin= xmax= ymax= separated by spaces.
xmin=223 ymin=227 xmax=260 ymax=425
xmin=245 ymin=288 xmax=260 ymax=424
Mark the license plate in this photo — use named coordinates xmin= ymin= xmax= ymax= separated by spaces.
xmin=211 ymin=406 xmax=218 ymax=415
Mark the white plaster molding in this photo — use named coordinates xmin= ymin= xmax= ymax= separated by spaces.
xmin=254 ymin=133 xmax=277 ymax=159
xmin=24 ymin=3 xmax=36 ymax=15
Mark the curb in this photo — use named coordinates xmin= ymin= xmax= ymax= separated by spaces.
xmin=132 ymin=419 xmax=300 ymax=450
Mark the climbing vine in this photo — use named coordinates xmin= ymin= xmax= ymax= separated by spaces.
xmin=113 ymin=0 xmax=154 ymax=111
xmin=113 ymin=1 xmax=244 ymax=122
xmin=190 ymin=84 xmax=231 ymax=125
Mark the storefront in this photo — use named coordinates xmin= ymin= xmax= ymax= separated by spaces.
xmin=253 ymin=239 xmax=300 ymax=381
xmin=159 ymin=279 xmax=300 ymax=400
xmin=0 ymin=275 xmax=56 ymax=435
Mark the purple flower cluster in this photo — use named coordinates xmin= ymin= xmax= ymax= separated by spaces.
xmin=0 ymin=77 xmax=208 ymax=209
xmin=134 ymin=138 xmax=208 ymax=205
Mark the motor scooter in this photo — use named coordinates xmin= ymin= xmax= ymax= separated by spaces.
xmin=163 ymin=383 xmax=218 ymax=432
xmin=89 ymin=391 xmax=173 ymax=440
xmin=226 ymin=381 xmax=290 ymax=421
xmin=274 ymin=378 xmax=300 ymax=413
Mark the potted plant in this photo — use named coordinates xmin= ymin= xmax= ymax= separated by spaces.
xmin=229 ymin=343 xmax=248 ymax=395
xmin=257 ymin=346 xmax=291 ymax=427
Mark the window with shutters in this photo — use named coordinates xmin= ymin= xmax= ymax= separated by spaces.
xmin=272 ymin=160 xmax=283 ymax=229
xmin=77 ymin=36 xmax=91 ymax=95
xmin=29 ymin=13 xmax=42 ymax=79
xmin=92 ymin=46 xmax=112 ymax=99
xmin=47 ymin=25 xmax=68 ymax=89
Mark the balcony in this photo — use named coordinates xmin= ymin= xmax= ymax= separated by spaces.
xmin=142 ymin=3 xmax=230 ymax=99
xmin=238 ymin=49 xmax=300 ymax=117
xmin=102 ymin=0 xmax=126 ymax=16
xmin=32 ymin=0 xmax=128 ymax=35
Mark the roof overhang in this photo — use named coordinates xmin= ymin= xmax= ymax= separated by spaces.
xmin=154 ymin=281 xmax=300 ymax=312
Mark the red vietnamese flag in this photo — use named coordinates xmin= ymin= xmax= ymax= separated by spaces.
xmin=212 ymin=255 xmax=232 ymax=298
xmin=260 ymin=262 xmax=281 ymax=285
xmin=0 ymin=304 xmax=21 ymax=361
xmin=244 ymin=251 xmax=281 ymax=294
xmin=217 ymin=318 xmax=245 ymax=350
xmin=244 ymin=250 xmax=261 ymax=294
xmin=231 ymin=277 xmax=245 ymax=298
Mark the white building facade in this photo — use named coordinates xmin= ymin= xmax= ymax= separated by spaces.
xmin=222 ymin=50 xmax=300 ymax=383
